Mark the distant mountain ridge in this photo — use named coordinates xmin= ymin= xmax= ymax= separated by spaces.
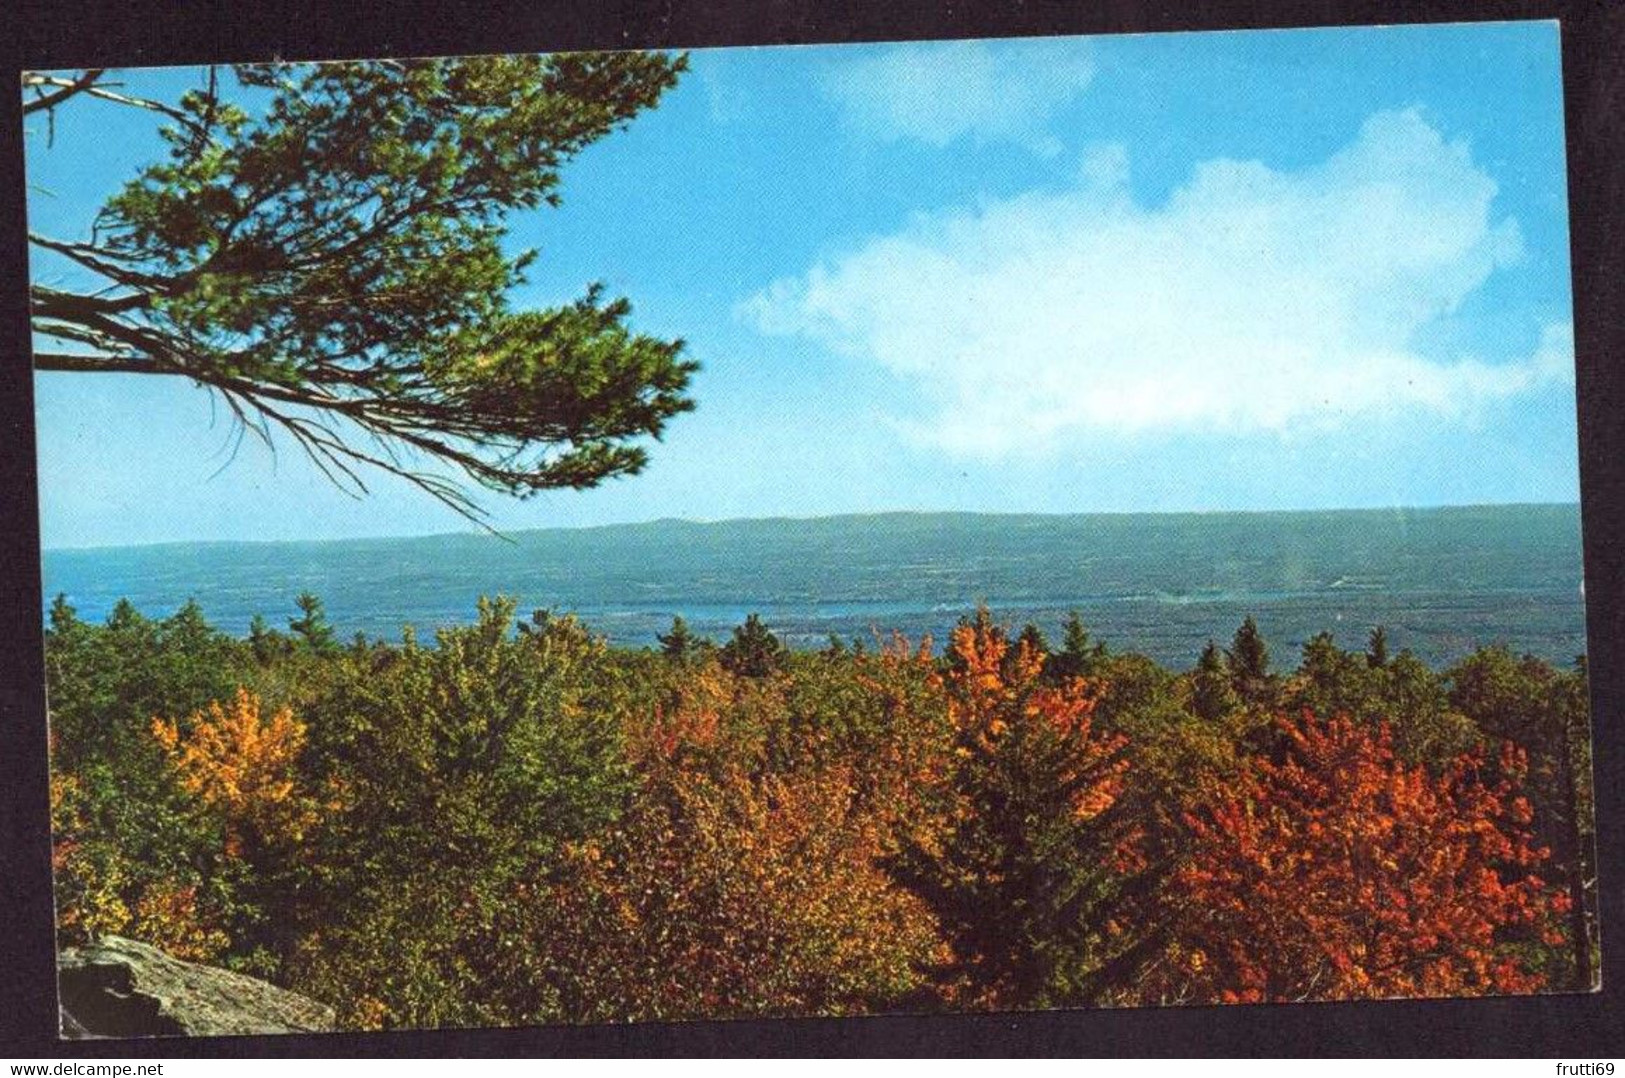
xmin=44 ymin=501 xmax=1582 ymax=555
xmin=43 ymin=503 xmax=1586 ymax=669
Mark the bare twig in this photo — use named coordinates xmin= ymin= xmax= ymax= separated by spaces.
xmin=21 ymin=69 xmax=107 ymax=117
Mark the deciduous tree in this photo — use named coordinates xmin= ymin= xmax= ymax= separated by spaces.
xmin=515 ymin=762 xmax=946 ymax=1022
xmin=152 ymin=687 xmax=323 ymax=854
xmin=1448 ymin=646 xmax=1597 ymax=989
xmin=1151 ymin=713 xmax=1568 ymax=1004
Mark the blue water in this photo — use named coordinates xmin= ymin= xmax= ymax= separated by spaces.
xmin=41 ymin=505 xmax=1588 ymax=669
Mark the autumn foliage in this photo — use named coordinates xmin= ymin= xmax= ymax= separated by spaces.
xmin=49 ymin=766 xmax=130 ymax=945
xmin=1149 ymin=714 xmax=1569 ymax=1003
xmin=44 ymin=596 xmax=1591 ymax=1028
xmin=152 ymin=688 xmax=324 ymax=855
xmin=886 ymin=616 xmax=1150 ymax=1009
xmin=520 ymin=763 xmax=947 ymax=1022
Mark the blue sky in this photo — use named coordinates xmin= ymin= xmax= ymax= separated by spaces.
xmin=28 ymin=21 xmax=1578 ymax=547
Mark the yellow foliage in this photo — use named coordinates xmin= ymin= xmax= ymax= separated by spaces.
xmin=50 ymin=769 xmax=131 ymax=943
xmin=130 ymin=882 xmax=230 ymax=962
xmin=347 ymin=995 xmax=391 ymax=1032
xmin=153 ymin=688 xmax=321 ymax=851
xmin=54 ymin=849 xmax=131 ymax=943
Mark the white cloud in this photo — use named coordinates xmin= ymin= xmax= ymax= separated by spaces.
xmin=742 ymin=109 xmax=1573 ymax=456
xmin=817 ymin=37 xmax=1095 ymax=150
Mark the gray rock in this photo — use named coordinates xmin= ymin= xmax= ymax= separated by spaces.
xmin=57 ymin=936 xmax=336 ymax=1039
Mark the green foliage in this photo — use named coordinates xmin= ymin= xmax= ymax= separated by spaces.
xmin=1100 ymin=646 xmax=1249 ymax=817
xmin=1447 ymin=645 xmax=1597 ymax=988
xmin=657 ymin=615 xmax=709 ymax=664
xmin=1226 ymin=615 xmax=1273 ymax=703
xmin=247 ymin=614 xmax=287 ymax=665
xmin=285 ymin=598 xmax=635 ymax=1025
xmin=27 ymin=55 xmax=695 ymax=522
xmin=719 ymin=613 xmax=788 ymax=679
xmin=1290 ymin=631 xmax=1372 ymax=718
xmin=45 ymin=597 xmax=247 ymax=891
xmin=1091 ymin=651 xmax=1180 ymax=733
xmin=322 ymin=598 xmax=630 ymax=848
xmin=50 ymin=768 xmax=133 ymax=946
xmin=45 ymin=593 xmax=1593 ymax=1025
xmin=1277 ymin=632 xmax=1478 ymax=767
xmin=288 ymin=593 xmax=337 ymax=654
xmin=1016 ymin=622 xmax=1050 ymax=660
xmin=1381 ymin=650 xmax=1482 ymax=766
xmin=1047 ymin=610 xmax=1108 ymax=683
xmin=1367 ymin=625 xmax=1390 ymax=669
xmin=1190 ymin=639 xmax=1240 ymax=723
xmin=773 ymin=640 xmax=951 ymax=791
xmin=1449 ymin=645 xmax=1569 ymax=750
xmin=886 ymin=616 xmax=1157 ymax=1009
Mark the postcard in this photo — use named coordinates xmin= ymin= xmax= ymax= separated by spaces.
xmin=24 ymin=22 xmax=1598 ymax=1036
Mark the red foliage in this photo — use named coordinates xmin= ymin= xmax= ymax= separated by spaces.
xmin=1152 ymin=713 xmax=1568 ymax=1003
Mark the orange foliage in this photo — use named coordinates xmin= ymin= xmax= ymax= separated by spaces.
xmin=1151 ymin=713 xmax=1567 ymax=1004
xmin=51 ymin=757 xmax=228 ymax=955
xmin=130 ymin=881 xmax=230 ymax=962
xmin=527 ymin=761 xmax=947 ymax=1021
xmin=632 ymin=664 xmax=731 ymax=764
xmin=49 ymin=768 xmax=83 ymax=877
xmin=883 ymin=616 xmax=1145 ymax=1008
xmin=943 ymin=619 xmax=1127 ymax=825
xmin=153 ymin=688 xmax=321 ymax=853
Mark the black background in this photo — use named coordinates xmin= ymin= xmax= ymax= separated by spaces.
xmin=2 ymin=0 xmax=1621 ymax=1057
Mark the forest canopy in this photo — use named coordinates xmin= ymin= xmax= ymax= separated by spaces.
xmin=45 ymin=595 xmax=1598 ymax=1027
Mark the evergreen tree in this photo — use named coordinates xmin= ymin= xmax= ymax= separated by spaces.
xmin=1016 ymin=622 xmax=1051 ymax=660
xmin=107 ymin=597 xmax=143 ymax=632
xmin=657 ymin=615 xmax=706 ymax=664
xmin=1383 ymin=650 xmax=1479 ymax=766
xmin=1048 ymin=610 xmax=1108 ymax=683
xmin=1367 ymin=626 xmax=1390 ymax=669
xmin=1290 ymin=631 xmax=1377 ymax=724
xmin=718 ymin=614 xmax=787 ymax=678
xmin=1227 ymin=616 xmax=1272 ymax=703
xmin=49 ymin=593 xmax=80 ymax=634
xmin=247 ymin=613 xmax=288 ymax=665
xmin=886 ymin=615 xmax=1159 ymax=1008
xmin=25 ymin=55 xmax=695 ymax=525
xmin=1191 ymin=640 xmax=1240 ymax=722
xmin=289 ymin=593 xmax=337 ymax=654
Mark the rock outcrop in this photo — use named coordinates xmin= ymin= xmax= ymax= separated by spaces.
xmin=57 ymin=936 xmax=336 ymax=1038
